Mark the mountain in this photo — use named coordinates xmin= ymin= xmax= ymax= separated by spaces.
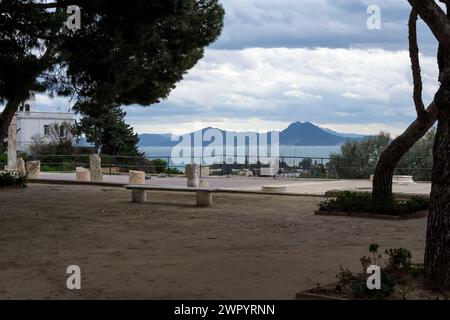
xmin=138 ymin=133 xmax=175 ymax=146
xmin=280 ymin=122 xmax=348 ymax=146
xmin=138 ymin=122 xmax=367 ymax=147
xmin=321 ymin=127 xmax=367 ymax=139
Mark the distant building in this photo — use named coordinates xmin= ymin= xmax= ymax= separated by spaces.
xmin=16 ymin=103 xmax=76 ymax=151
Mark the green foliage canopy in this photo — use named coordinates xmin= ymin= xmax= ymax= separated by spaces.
xmin=0 ymin=0 xmax=225 ymax=137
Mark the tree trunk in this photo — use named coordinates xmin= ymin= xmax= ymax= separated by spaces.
xmin=372 ymin=102 xmax=438 ymax=201
xmin=0 ymin=99 xmax=21 ymax=141
xmin=425 ymin=86 xmax=450 ymax=289
xmin=405 ymin=0 xmax=450 ymax=291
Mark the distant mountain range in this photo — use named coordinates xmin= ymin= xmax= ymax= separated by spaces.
xmin=138 ymin=122 xmax=368 ymax=147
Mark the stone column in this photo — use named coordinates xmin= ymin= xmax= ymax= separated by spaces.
xmin=129 ymin=170 xmax=145 ymax=185
xmin=6 ymin=116 xmax=17 ymax=171
xmin=89 ymin=154 xmax=103 ymax=182
xmin=200 ymin=165 xmax=210 ymax=178
xmin=26 ymin=161 xmax=41 ymax=179
xmin=199 ymin=179 xmax=210 ymax=188
xmin=132 ymin=189 xmax=147 ymax=203
xmin=185 ymin=164 xmax=199 ymax=187
xmin=17 ymin=158 xmax=26 ymax=176
xmin=197 ymin=191 xmax=213 ymax=207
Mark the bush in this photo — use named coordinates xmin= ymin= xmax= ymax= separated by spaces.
xmin=0 ymin=172 xmax=27 ymax=188
xmin=165 ymin=167 xmax=183 ymax=175
xmin=151 ymin=159 xmax=168 ymax=174
xmin=0 ymin=153 xmax=6 ymax=165
xmin=335 ymin=245 xmax=422 ymax=300
xmin=319 ymin=191 xmax=429 ymax=215
xmin=149 ymin=159 xmax=183 ymax=175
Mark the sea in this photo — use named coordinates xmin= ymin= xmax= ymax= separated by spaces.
xmin=139 ymin=145 xmax=342 ymax=168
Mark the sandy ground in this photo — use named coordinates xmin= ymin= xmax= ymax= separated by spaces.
xmin=0 ymin=184 xmax=427 ymax=300
xmin=39 ymin=173 xmax=432 ymax=195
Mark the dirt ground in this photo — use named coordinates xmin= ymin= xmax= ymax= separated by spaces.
xmin=0 ymin=184 xmax=427 ymax=299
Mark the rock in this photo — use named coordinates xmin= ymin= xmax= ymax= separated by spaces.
xmin=129 ymin=170 xmax=145 ymax=185
xmin=26 ymin=161 xmax=41 ymax=179
xmin=89 ymin=154 xmax=103 ymax=182
xmin=76 ymin=167 xmax=90 ymax=181
xmin=17 ymin=158 xmax=26 ymax=176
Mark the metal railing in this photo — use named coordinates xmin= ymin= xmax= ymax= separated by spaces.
xmin=17 ymin=154 xmax=433 ymax=181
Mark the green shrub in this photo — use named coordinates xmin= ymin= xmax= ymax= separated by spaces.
xmin=165 ymin=167 xmax=182 ymax=175
xmin=0 ymin=153 xmax=6 ymax=166
xmin=151 ymin=159 xmax=168 ymax=174
xmin=319 ymin=191 xmax=429 ymax=215
xmin=0 ymin=172 xmax=27 ymax=188
xmin=335 ymin=245 xmax=422 ymax=300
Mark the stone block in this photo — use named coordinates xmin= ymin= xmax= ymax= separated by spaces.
xmin=26 ymin=161 xmax=41 ymax=179
xmin=76 ymin=167 xmax=90 ymax=181
xmin=129 ymin=170 xmax=145 ymax=185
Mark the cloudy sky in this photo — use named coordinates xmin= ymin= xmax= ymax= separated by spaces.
xmin=32 ymin=0 xmax=441 ymax=135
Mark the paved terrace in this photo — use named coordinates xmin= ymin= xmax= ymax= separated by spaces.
xmin=36 ymin=173 xmax=431 ymax=196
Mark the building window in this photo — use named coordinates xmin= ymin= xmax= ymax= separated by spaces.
xmin=44 ymin=125 xmax=49 ymax=136
xmin=59 ymin=125 xmax=65 ymax=137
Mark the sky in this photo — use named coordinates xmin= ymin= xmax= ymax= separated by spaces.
xmin=27 ymin=0 xmax=442 ymax=135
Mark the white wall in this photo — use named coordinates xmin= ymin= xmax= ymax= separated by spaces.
xmin=16 ymin=111 xmax=76 ymax=151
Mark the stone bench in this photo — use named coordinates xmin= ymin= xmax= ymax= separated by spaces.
xmin=369 ymin=175 xmax=415 ymax=185
xmin=126 ymin=185 xmax=216 ymax=207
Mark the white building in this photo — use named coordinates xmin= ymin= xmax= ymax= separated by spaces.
xmin=16 ymin=103 xmax=76 ymax=151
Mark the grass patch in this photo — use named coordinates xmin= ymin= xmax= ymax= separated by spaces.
xmin=319 ymin=191 xmax=429 ymax=215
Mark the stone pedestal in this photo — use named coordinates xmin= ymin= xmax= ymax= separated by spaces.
xmin=76 ymin=167 xmax=90 ymax=181
xmin=26 ymin=161 xmax=41 ymax=179
xmin=89 ymin=154 xmax=103 ymax=182
xmin=200 ymin=166 xmax=210 ymax=178
xmin=185 ymin=164 xmax=199 ymax=188
xmin=132 ymin=189 xmax=147 ymax=203
xmin=129 ymin=170 xmax=145 ymax=185
xmin=197 ymin=191 xmax=213 ymax=207
xmin=17 ymin=158 xmax=26 ymax=176
xmin=6 ymin=116 xmax=17 ymax=171
xmin=199 ymin=179 xmax=210 ymax=188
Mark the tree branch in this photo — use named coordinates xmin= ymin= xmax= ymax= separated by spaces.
xmin=409 ymin=9 xmax=427 ymax=119
xmin=408 ymin=0 xmax=450 ymax=50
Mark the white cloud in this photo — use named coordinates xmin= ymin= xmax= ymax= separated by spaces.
xmin=30 ymin=47 xmax=440 ymax=137
xmin=135 ymin=47 xmax=438 ymax=131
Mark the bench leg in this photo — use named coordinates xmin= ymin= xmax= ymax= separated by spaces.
xmin=197 ymin=191 xmax=213 ymax=207
xmin=132 ymin=189 xmax=147 ymax=203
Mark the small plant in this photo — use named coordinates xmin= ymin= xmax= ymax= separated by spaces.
xmin=385 ymin=248 xmax=412 ymax=271
xmin=336 ymin=267 xmax=354 ymax=285
xmin=318 ymin=191 xmax=429 ymax=215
